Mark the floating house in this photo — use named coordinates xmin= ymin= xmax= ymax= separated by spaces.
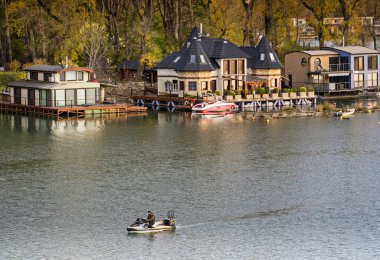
xmin=7 ymin=65 xmax=101 ymax=106
xmin=285 ymin=46 xmax=380 ymax=94
xmin=155 ymin=27 xmax=283 ymax=96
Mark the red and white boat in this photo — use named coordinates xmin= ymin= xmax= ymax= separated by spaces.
xmin=192 ymin=101 xmax=238 ymax=113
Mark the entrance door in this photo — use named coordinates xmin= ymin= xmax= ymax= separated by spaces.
xmin=28 ymin=89 xmax=35 ymax=106
xmin=211 ymin=80 xmax=216 ymax=92
xmin=288 ymin=74 xmax=292 ymax=87
xmin=14 ymin=88 xmax=21 ymax=104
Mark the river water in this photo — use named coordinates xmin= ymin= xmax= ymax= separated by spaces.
xmin=1 ymin=106 xmax=380 ymax=259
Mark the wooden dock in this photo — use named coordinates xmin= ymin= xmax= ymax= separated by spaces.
xmin=131 ymin=94 xmax=318 ymax=110
xmin=0 ymin=102 xmax=147 ymax=117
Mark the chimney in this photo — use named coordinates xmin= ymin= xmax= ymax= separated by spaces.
xmin=200 ymin=23 xmax=203 ymax=35
xmin=65 ymin=56 xmax=69 ymax=68
xmin=342 ymin=36 xmax=345 ymax=47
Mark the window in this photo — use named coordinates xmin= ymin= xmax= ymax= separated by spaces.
xmin=30 ymin=72 xmax=38 ymax=80
xmin=260 ymin=53 xmax=265 ymax=61
xmin=188 ymin=81 xmax=197 ymax=91
xmin=231 ymin=60 xmax=237 ymax=74
xmin=201 ymin=81 xmax=208 ymax=91
xmin=200 ymin=55 xmax=206 ymax=63
xmin=66 ymin=89 xmax=75 ymax=106
xmin=269 ymin=53 xmax=275 ymax=61
xmin=78 ymin=71 xmax=84 ymax=81
xmin=190 ymin=55 xmax=196 ymax=63
xmin=86 ymin=89 xmax=96 ymax=105
xmin=354 ymin=56 xmax=364 ymax=71
xmin=44 ymin=73 xmax=52 ymax=82
xmin=301 ymin=58 xmax=307 ymax=67
xmin=60 ymin=72 xmax=65 ymax=81
xmin=368 ymin=56 xmax=378 ymax=70
xmin=354 ymin=73 xmax=364 ymax=88
xmin=223 ymin=60 xmax=229 ymax=75
xmin=179 ymin=81 xmax=184 ymax=91
xmin=238 ymin=60 xmax=244 ymax=74
xmin=271 ymin=78 xmax=277 ymax=87
xmin=174 ymin=56 xmax=181 ymax=63
xmin=66 ymin=71 xmax=77 ymax=81
xmin=368 ymin=73 xmax=378 ymax=87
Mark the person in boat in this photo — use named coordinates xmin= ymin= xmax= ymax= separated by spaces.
xmin=146 ymin=211 xmax=155 ymax=228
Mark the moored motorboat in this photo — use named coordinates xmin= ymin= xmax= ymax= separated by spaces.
xmin=340 ymin=108 xmax=355 ymax=119
xmin=127 ymin=211 xmax=176 ymax=234
xmin=191 ymin=101 xmax=238 ymax=113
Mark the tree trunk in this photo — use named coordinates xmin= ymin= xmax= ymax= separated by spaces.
xmin=27 ymin=24 xmax=37 ymax=63
xmin=242 ymin=0 xmax=254 ymax=45
xmin=3 ymin=5 xmax=12 ymax=63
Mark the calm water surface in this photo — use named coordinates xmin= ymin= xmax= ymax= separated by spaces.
xmin=0 ymin=108 xmax=380 ymax=259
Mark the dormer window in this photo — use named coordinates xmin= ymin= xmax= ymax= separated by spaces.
xmin=190 ymin=55 xmax=196 ymax=63
xmin=187 ymin=42 xmax=190 ymax=48
xmin=260 ymin=53 xmax=265 ymax=61
xmin=174 ymin=56 xmax=181 ymax=63
xmin=200 ymin=55 xmax=206 ymax=63
xmin=269 ymin=53 xmax=275 ymax=61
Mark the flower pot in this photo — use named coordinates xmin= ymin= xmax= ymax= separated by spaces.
xmin=262 ymin=94 xmax=269 ymax=99
xmin=289 ymin=92 xmax=297 ymax=98
xmin=307 ymin=91 xmax=315 ymax=97
xmin=234 ymin=95 xmax=242 ymax=100
xmin=271 ymin=93 xmax=279 ymax=99
xmin=246 ymin=94 xmax=253 ymax=100
xmin=298 ymin=92 xmax=306 ymax=97
xmin=281 ymin=92 xmax=289 ymax=98
xmin=253 ymin=94 xmax=261 ymax=99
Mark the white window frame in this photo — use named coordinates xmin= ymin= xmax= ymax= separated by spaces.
xmin=190 ymin=55 xmax=196 ymax=63
xmin=260 ymin=53 xmax=265 ymax=61
xmin=269 ymin=53 xmax=275 ymax=61
xmin=200 ymin=55 xmax=206 ymax=63
xmin=368 ymin=72 xmax=377 ymax=87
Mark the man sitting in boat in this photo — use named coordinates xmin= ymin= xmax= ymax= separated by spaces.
xmin=146 ymin=211 xmax=155 ymax=228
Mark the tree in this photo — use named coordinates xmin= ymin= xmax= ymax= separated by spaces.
xmin=242 ymin=0 xmax=255 ymax=45
xmin=299 ymin=0 xmax=334 ymax=48
xmin=0 ymin=0 xmax=12 ymax=64
xmin=337 ymin=0 xmax=362 ymax=45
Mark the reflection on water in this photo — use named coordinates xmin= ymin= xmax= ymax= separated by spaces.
xmin=1 ymin=105 xmax=380 ymax=259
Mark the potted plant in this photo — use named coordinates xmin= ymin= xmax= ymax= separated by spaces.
xmin=298 ymin=86 xmax=307 ymax=97
xmin=289 ymin=88 xmax=297 ymax=98
xmin=234 ymin=90 xmax=242 ymax=100
xmin=281 ymin=88 xmax=289 ymax=97
xmin=307 ymin=86 xmax=315 ymax=97
xmin=271 ymin=87 xmax=279 ymax=98
xmin=255 ymin=87 xmax=264 ymax=99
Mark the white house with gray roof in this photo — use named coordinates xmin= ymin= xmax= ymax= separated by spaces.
xmin=7 ymin=65 xmax=100 ymax=106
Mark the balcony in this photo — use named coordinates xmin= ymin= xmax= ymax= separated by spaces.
xmin=329 ymin=63 xmax=350 ymax=71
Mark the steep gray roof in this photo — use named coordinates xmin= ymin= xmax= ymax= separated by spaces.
xmin=24 ymin=65 xmax=63 ymax=72
xmin=175 ymin=38 xmax=215 ymax=72
xmin=240 ymin=36 xmax=283 ymax=69
xmin=156 ymin=26 xmax=249 ymax=71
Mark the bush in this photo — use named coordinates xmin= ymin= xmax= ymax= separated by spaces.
xmin=307 ymin=86 xmax=314 ymax=92
xmin=272 ymin=87 xmax=279 ymax=93
xmin=298 ymin=86 xmax=307 ymax=92
xmin=215 ymin=90 xmax=221 ymax=96
xmin=235 ymin=90 xmax=241 ymax=95
xmin=256 ymin=87 xmax=266 ymax=95
xmin=0 ymin=72 xmax=26 ymax=87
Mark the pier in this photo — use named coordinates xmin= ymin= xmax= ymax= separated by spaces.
xmin=131 ymin=94 xmax=318 ymax=110
xmin=0 ymin=102 xmax=147 ymax=117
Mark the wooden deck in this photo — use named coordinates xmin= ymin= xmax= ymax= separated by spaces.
xmin=0 ymin=102 xmax=147 ymax=117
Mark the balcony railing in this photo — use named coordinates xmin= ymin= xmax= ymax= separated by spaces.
xmin=329 ymin=63 xmax=350 ymax=71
